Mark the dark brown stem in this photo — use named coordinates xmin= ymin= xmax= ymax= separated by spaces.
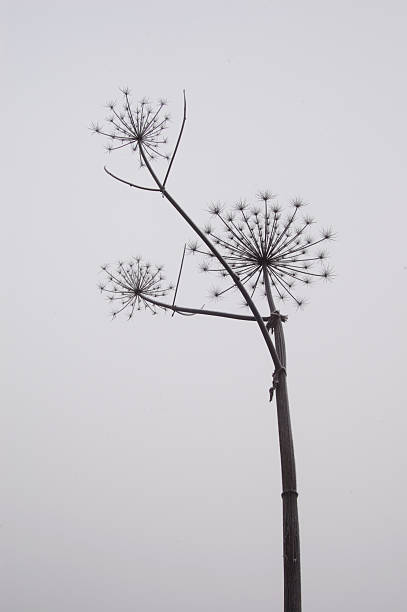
xmin=263 ymin=265 xmax=301 ymax=612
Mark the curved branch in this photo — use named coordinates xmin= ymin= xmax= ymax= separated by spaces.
xmin=104 ymin=166 xmax=161 ymax=192
xmin=143 ymin=295 xmax=272 ymax=322
xmin=138 ymin=145 xmax=281 ymax=367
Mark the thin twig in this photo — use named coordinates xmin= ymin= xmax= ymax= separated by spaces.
xmin=104 ymin=166 xmax=161 ymax=192
xmin=171 ymin=244 xmax=186 ymax=317
xmin=163 ymin=90 xmax=187 ymax=187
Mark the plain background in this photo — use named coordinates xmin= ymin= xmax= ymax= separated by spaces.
xmin=1 ymin=1 xmax=406 ymax=610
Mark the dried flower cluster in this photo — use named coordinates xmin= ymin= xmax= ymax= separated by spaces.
xmin=188 ymin=192 xmax=334 ymax=307
xmin=91 ymin=88 xmax=170 ymax=165
xmin=98 ymin=259 xmax=174 ymax=319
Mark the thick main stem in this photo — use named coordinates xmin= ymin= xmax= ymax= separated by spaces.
xmin=263 ymin=266 xmax=301 ymax=612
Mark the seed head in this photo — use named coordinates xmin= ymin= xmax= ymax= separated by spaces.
xmin=91 ymin=89 xmax=170 ymax=166
xmin=187 ymin=241 xmax=200 ymax=254
xmin=258 ymin=190 xmax=276 ymax=202
xmin=208 ymin=202 xmax=223 ymax=216
xmin=189 ymin=194 xmax=335 ymax=307
xmin=99 ymin=258 xmax=173 ymax=319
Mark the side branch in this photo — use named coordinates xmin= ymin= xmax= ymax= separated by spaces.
xmin=143 ymin=295 xmax=273 ymax=322
xmin=171 ymin=244 xmax=186 ymax=317
xmin=163 ymin=90 xmax=187 ymax=187
xmin=104 ymin=166 xmax=161 ymax=192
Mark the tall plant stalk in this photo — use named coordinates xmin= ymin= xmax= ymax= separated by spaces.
xmin=264 ymin=264 xmax=301 ymax=611
xmin=92 ymin=89 xmax=334 ymax=611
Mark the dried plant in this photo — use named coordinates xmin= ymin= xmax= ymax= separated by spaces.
xmin=92 ymin=87 xmax=335 ymax=612
xmin=189 ymin=195 xmax=334 ymax=308
xmin=91 ymin=90 xmax=170 ymax=164
xmin=99 ymin=259 xmax=174 ymax=318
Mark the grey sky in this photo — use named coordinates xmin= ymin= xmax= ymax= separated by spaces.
xmin=2 ymin=1 xmax=406 ymax=610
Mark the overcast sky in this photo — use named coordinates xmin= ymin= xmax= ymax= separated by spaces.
xmin=2 ymin=1 xmax=406 ymax=610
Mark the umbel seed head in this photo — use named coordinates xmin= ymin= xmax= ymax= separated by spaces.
xmin=188 ymin=193 xmax=335 ymax=308
xmin=99 ymin=259 xmax=174 ymax=319
xmin=90 ymin=88 xmax=170 ymax=166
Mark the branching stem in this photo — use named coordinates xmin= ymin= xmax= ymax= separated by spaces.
xmin=137 ymin=145 xmax=282 ymax=368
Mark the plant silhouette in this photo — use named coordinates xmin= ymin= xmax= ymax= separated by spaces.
xmin=92 ymin=88 xmax=334 ymax=612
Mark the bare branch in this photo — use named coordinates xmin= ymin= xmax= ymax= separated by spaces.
xmin=162 ymin=90 xmax=187 ymax=188
xmin=104 ymin=166 xmax=161 ymax=192
xmin=143 ymin=295 xmax=272 ymax=321
xmin=171 ymin=244 xmax=186 ymax=317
